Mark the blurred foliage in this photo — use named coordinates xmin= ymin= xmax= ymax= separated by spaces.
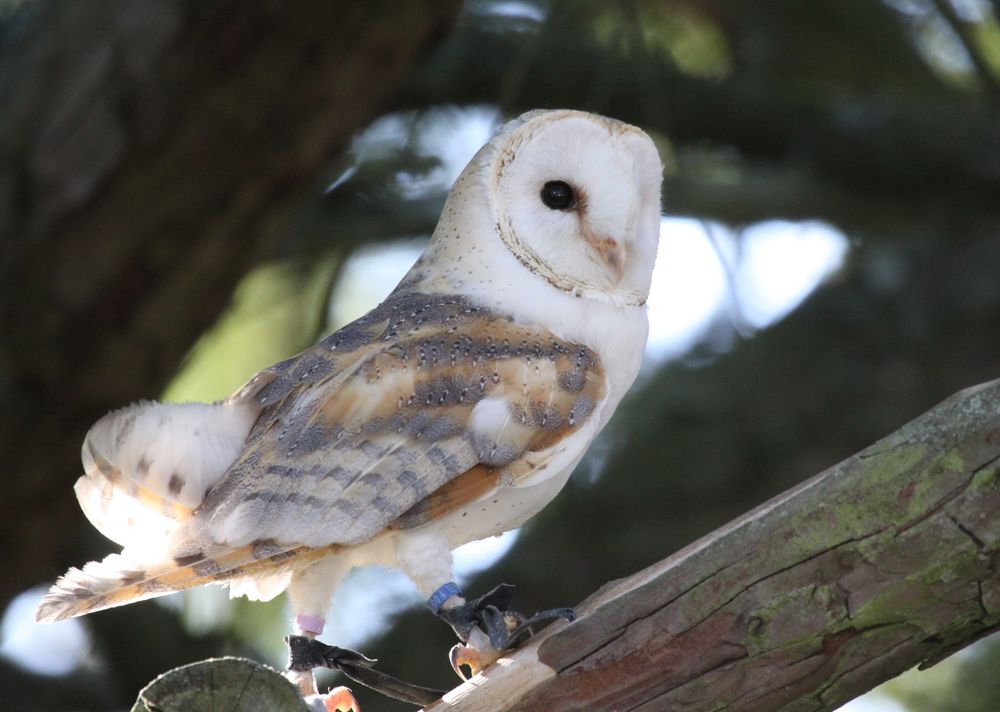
xmin=885 ymin=636 xmax=1000 ymax=712
xmin=590 ymin=1 xmax=733 ymax=78
xmin=164 ymin=256 xmax=340 ymax=403
xmin=4 ymin=0 xmax=1000 ymax=711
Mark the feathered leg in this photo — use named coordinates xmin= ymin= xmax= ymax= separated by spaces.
xmin=395 ymin=530 xmax=574 ymax=681
xmin=286 ymin=557 xmax=360 ymax=710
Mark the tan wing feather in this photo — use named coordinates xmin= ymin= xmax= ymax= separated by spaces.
xmin=192 ymin=291 xmax=605 ymax=549
xmin=36 ymin=540 xmax=338 ymax=623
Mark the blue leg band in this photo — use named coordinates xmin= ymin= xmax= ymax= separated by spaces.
xmin=427 ymin=581 xmax=463 ymax=615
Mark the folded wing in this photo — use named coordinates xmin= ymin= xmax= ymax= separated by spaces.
xmin=193 ymin=291 xmax=606 ymax=549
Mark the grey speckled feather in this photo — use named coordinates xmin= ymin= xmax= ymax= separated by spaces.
xmin=193 ymin=290 xmax=605 ymax=548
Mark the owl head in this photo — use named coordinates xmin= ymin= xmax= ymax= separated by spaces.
xmin=406 ymin=109 xmax=663 ymax=310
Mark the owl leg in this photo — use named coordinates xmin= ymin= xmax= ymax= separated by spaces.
xmin=393 ymin=531 xmax=496 ymax=678
xmin=428 ymin=581 xmax=575 ymax=680
xmin=285 ymin=558 xmax=361 ymax=711
xmin=395 ymin=530 xmax=574 ymax=681
xmin=427 ymin=581 xmax=504 ymax=679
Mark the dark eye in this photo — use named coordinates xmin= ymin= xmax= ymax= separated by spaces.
xmin=540 ymin=181 xmax=575 ymax=210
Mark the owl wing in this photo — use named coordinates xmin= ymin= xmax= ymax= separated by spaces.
xmin=193 ymin=291 xmax=605 ymax=549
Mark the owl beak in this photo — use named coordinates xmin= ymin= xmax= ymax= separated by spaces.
xmin=586 ymin=233 xmax=627 ymax=281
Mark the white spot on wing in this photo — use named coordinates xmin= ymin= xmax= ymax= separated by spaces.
xmin=468 ymin=396 xmax=511 ymax=441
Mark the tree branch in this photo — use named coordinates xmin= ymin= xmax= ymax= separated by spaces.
xmin=425 ymin=378 xmax=1000 ymax=711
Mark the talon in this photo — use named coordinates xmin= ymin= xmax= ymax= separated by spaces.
xmin=322 ymin=686 xmax=361 ymax=712
xmin=449 ymin=642 xmax=481 ymax=680
xmin=449 ymin=627 xmax=500 ymax=680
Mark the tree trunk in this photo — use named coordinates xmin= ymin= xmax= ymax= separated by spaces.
xmin=131 ymin=658 xmax=310 ymax=712
xmin=0 ymin=0 xmax=461 ymax=606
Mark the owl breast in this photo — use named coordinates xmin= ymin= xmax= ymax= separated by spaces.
xmin=430 ymin=416 xmax=600 ymax=548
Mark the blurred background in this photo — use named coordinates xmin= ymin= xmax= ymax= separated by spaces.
xmin=2 ymin=1 xmax=999 ymax=710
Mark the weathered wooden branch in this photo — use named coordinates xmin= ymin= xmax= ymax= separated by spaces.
xmin=425 ymin=378 xmax=1000 ymax=711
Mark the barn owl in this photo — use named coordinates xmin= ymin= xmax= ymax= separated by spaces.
xmin=37 ymin=109 xmax=663 ymax=706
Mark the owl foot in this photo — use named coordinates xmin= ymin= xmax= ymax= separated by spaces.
xmin=285 ymin=635 xmax=445 ymax=707
xmin=428 ymin=582 xmax=576 ymax=680
xmin=304 ymin=686 xmax=362 ymax=712
xmin=447 ymin=627 xmax=497 ymax=680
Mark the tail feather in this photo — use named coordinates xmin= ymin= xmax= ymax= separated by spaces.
xmin=35 ymin=542 xmax=336 ymax=624
xmin=75 ymin=400 xmax=257 ymax=552
xmin=36 ymin=395 xmax=287 ymax=625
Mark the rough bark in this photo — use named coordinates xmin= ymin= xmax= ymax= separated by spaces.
xmin=0 ymin=0 xmax=460 ymax=606
xmin=425 ymin=378 xmax=1000 ymax=711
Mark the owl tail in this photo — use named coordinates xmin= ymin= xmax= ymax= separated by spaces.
xmin=35 ymin=399 xmax=266 ymax=624
xmin=74 ymin=400 xmax=258 ymax=550
xmin=35 ymin=540 xmax=330 ymax=623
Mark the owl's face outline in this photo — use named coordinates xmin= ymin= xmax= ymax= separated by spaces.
xmin=487 ymin=110 xmax=663 ymax=307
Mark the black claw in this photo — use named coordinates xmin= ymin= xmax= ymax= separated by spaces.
xmin=284 ymin=635 xmax=445 ymax=707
